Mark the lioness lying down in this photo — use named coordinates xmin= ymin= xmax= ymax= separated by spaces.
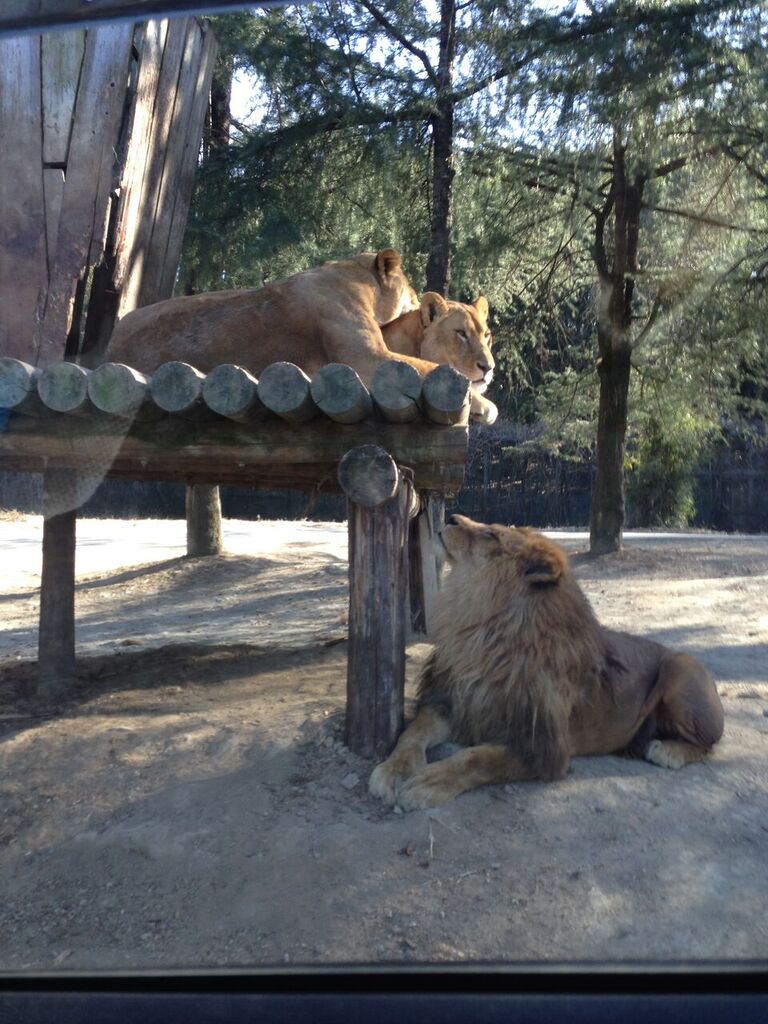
xmin=370 ymin=515 xmax=724 ymax=810
xmin=106 ymin=249 xmax=498 ymax=423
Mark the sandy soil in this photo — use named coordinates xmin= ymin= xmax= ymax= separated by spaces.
xmin=1 ymin=516 xmax=767 ymax=970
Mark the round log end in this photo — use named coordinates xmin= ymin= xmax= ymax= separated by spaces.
xmin=150 ymin=361 xmax=205 ymax=412
xmin=202 ymin=363 xmax=262 ymax=418
xmin=0 ymin=356 xmax=37 ymax=409
xmin=88 ymin=362 xmax=149 ymax=415
xmin=338 ymin=444 xmax=399 ymax=507
xmin=37 ymin=361 xmax=90 ymax=412
xmin=370 ymin=360 xmax=423 ymax=421
xmin=257 ymin=361 xmax=315 ymax=421
xmin=310 ymin=363 xmax=371 ymax=423
xmin=422 ymin=364 xmax=470 ymax=425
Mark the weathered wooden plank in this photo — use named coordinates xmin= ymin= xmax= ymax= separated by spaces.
xmin=0 ymin=34 xmax=47 ymax=362
xmin=0 ymin=2 xmax=286 ymax=38
xmin=42 ymin=169 xmax=65 ymax=274
xmin=0 ymin=415 xmax=468 ymax=491
xmin=346 ymin=474 xmax=411 ymax=758
xmin=112 ymin=17 xmax=169 ymax=314
xmin=41 ymin=31 xmax=85 ymax=165
xmin=155 ymin=19 xmax=217 ymax=301
xmin=138 ymin=17 xmax=206 ymax=306
xmin=36 ymin=24 xmax=134 ymax=364
xmin=115 ymin=18 xmax=188 ymax=313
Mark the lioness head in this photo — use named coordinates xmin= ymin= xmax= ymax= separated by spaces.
xmin=419 ymin=293 xmax=494 ymax=393
xmin=439 ymin=514 xmax=567 ymax=586
xmin=372 ymin=248 xmax=419 ymax=323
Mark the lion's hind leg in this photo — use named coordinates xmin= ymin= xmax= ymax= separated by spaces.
xmin=644 ymin=652 xmax=724 ymax=770
xmin=369 ymin=704 xmax=451 ymax=805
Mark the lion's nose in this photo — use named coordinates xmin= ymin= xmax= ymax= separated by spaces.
xmin=447 ymin=514 xmax=461 ymax=526
xmin=477 ymin=361 xmax=493 ymax=376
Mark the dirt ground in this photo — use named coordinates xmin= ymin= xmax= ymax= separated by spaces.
xmin=1 ymin=516 xmax=767 ymax=970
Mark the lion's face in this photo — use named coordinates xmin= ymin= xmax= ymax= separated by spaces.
xmin=440 ymin=514 xmax=566 ymax=586
xmin=420 ymin=295 xmax=494 ymax=393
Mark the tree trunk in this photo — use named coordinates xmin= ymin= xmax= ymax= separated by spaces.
xmin=588 ymin=131 xmax=645 ymax=555
xmin=589 ymin=345 xmax=631 ymax=554
xmin=425 ymin=0 xmax=456 ymax=296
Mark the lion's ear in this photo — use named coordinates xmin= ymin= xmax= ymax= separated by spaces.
xmin=420 ymin=291 xmax=448 ymax=327
xmin=522 ymin=543 xmax=565 ymax=585
xmin=375 ymin=248 xmax=402 ymax=283
xmin=472 ymin=296 xmax=490 ymax=322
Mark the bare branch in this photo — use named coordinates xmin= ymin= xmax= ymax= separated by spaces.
xmin=355 ymin=0 xmax=439 ymax=87
xmin=641 ymin=202 xmax=768 ymax=233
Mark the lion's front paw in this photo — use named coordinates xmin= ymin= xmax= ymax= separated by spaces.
xmin=396 ymin=764 xmax=463 ymax=811
xmin=368 ymin=760 xmax=401 ymax=805
xmin=645 ymin=739 xmax=686 ymax=770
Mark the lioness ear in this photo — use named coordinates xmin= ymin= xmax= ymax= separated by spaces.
xmin=472 ymin=296 xmax=490 ymax=321
xmin=420 ymin=291 xmax=448 ymax=328
xmin=375 ymin=248 xmax=402 ymax=283
xmin=522 ymin=543 xmax=565 ymax=585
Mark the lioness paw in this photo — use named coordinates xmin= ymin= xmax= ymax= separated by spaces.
xmin=470 ymin=395 xmax=498 ymax=425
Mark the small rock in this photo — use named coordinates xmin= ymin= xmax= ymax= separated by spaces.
xmin=762 ymin=709 xmax=768 ymax=718
xmin=340 ymin=772 xmax=359 ymax=790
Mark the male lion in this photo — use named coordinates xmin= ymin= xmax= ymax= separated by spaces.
xmin=370 ymin=515 xmax=724 ymax=810
xmin=382 ymin=293 xmax=498 ymax=425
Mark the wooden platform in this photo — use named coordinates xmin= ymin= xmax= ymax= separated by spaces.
xmin=0 ymin=356 xmax=469 ymax=757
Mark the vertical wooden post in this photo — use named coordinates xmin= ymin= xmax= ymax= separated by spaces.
xmin=38 ymin=474 xmax=77 ymax=698
xmin=408 ymin=493 xmax=445 ymax=635
xmin=339 ymin=444 xmax=411 ymax=758
xmin=186 ymin=483 xmax=223 ymax=557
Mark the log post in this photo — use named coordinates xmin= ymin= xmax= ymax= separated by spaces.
xmin=149 ymin=360 xmax=206 ymax=415
xmin=186 ymin=483 xmax=223 ymax=556
xmin=37 ymin=361 xmax=91 ymax=413
xmin=408 ymin=493 xmax=445 ymax=635
xmin=339 ymin=444 xmax=412 ymax=758
xmin=0 ymin=356 xmax=43 ymax=415
xmin=38 ymin=471 xmax=77 ymax=698
xmin=87 ymin=361 xmax=152 ymax=418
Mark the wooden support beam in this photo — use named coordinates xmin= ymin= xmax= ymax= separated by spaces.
xmin=340 ymin=444 xmax=411 ymax=758
xmin=186 ymin=483 xmax=223 ymax=556
xmin=310 ymin=363 xmax=372 ymax=425
xmin=0 ymin=356 xmax=42 ymax=414
xmin=408 ymin=493 xmax=445 ymax=635
xmin=38 ymin=472 xmax=77 ymax=698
